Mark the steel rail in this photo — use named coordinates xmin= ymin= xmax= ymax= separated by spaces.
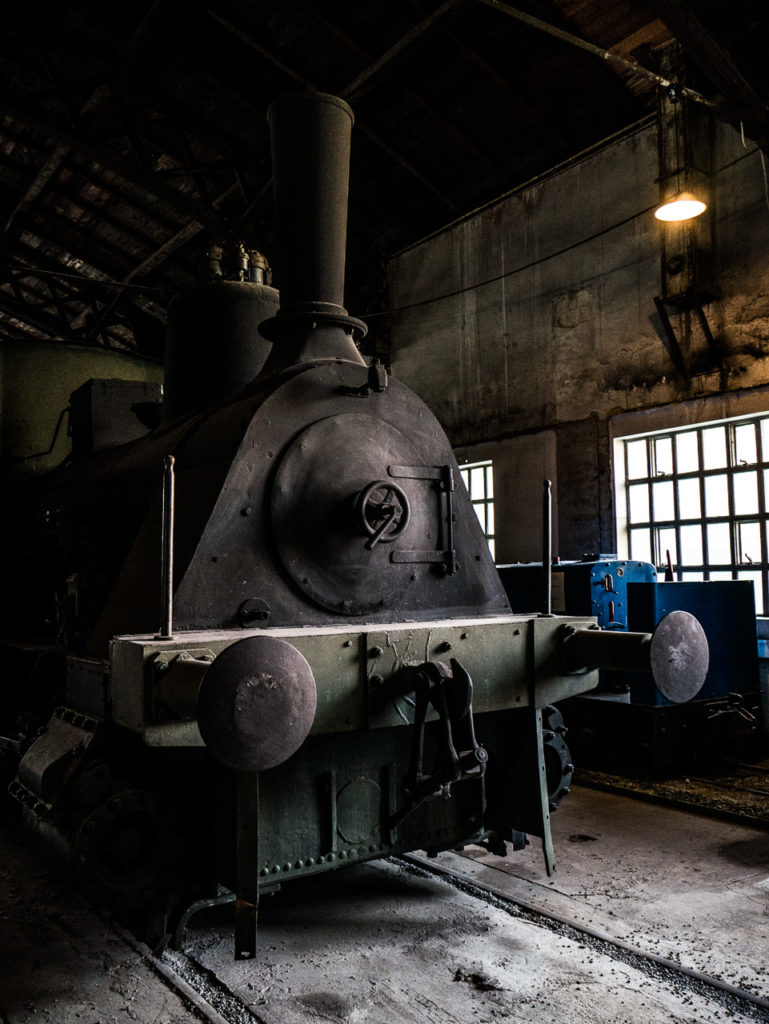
xmin=398 ymin=852 xmax=769 ymax=1019
xmin=110 ymin=919 xmax=260 ymax=1024
xmin=687 ymin=775 xmax=769 ymax=799
xmin=108 ymin=845 xmax=769 ymax=1021
xmin=574 ymin=774 xmax=769 ymax=830
xmin=719 ymin=758 xmax=769 ymax=776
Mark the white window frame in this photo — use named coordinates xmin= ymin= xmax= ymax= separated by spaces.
xmin=459 ymin=459 xmax=495 ymax=560
xmin=614 ymin=412 xmax=769 ymax=614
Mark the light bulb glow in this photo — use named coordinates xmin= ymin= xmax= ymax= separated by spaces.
xmin=654 ymin=192 xmax=707 ymax=222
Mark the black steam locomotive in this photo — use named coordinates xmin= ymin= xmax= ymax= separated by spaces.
xmin=0 ymin=93 xmax=707 ymax=958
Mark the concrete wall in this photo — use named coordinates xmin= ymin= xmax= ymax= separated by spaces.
xmin=455 ymin=432 xmax=556 ymax=564
xmin=0 ymin=341 xmax=163 ymax=475
xmin=389 ymin=118 xmax=769 ymax=561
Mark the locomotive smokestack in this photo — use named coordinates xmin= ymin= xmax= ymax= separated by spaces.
xmin=259 ymin=92 xmax=366 ymax=367
xmin=268 ymin=92 xmax=353 ymax=316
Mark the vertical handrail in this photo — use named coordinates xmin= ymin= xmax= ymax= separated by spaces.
xmin=158 ymin=455 xmax=176 ymax=639
xmin=542 ymin=479 xmax=552 ymax=616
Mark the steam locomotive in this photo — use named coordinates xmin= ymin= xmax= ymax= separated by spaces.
xmin=0 ymin=93 xmax=708 ymax=958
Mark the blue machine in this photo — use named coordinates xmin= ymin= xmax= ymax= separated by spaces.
xmin=627 ymin=580 xmax=759 ymax=705
xmin=497 ymin=557 xmax=657 ymax=628
xmin=498 ymin=560 xmax=764 ymax=768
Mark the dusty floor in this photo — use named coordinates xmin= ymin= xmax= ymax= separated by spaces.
xmin=454 ymin=784 xmax=769 ymax=999
xmin=178 ymin=786 xmax=769 ymax=1024
xmin=0 ymin=817 xmax=198 ymax=1024
xmin=177 ymin=858 xmax=766 ymax=1024
xmin=1 ymin=785 xmax=768 ymax=1024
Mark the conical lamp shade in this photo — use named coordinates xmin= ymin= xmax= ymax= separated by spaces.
xmin=654 ymin=191 xmax=707 ymax=222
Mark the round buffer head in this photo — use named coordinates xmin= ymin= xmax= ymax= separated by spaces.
xmin=197 ymin=635 xmax=317 ymax=771
xmin=649 ymin=609 xmax=709 ymax=703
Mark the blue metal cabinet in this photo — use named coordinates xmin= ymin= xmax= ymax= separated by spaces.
xmin=626 ymin=580 xmax=759 ymax=705
xmin=498 ymin=558 xmax=657 ymax=628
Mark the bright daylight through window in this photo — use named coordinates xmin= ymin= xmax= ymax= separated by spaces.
xmin=615 ymin=413 xmax=769 ymax=614
xmin=459 ymin=460 xmax=495 ymax=560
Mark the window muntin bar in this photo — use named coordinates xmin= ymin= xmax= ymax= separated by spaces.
xmin=616 ymin=413 xmax=769 ymax=614
xmin=459 ymin=459 xmax=495 ymax=560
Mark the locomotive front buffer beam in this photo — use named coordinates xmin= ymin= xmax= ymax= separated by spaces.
xmin=124 ymin=609 xmax=706 ymax=957
xmin=12 ymin=611 xmax=707 ymax=959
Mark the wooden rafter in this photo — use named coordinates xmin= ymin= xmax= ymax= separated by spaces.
xmin=652 ymin=0 xmax=769 ymax=152
xmin=310 ymin=4 xmax=509 ymax=185
xmin=0 ymin=90 xmax=232 ymax=234
xmin=209 ymin=9 xmax=461 ymax=214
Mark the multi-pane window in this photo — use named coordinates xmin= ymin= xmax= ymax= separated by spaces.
xmin=615 ymin=414 xmax=769 ymax=613
xmin=459 ymin=460 xmax=495 ymax=559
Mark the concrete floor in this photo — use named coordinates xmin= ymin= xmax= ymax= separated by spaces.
xmin=454 ymin=785 xmax=769 ymax=999
xmin=0 ymin=816 xmax=197 ymax=1024
xmin=1 ymin=786 xmax=768 ymax=1024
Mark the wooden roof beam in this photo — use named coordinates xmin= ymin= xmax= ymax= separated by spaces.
xmin=209 ymin=9 xmax=460 ymax=215
xmin=0 ymin=91 xmax=232 ymax=234
xmin=407 ymin=0 xmax=575 ymax=156
xmin=652 ymin=0 xmax=769 ymax=152
xmin=338 ymin=0 xmax=458 ymax=100
xmin=0 ymin=282 xmax=85 ymax=341
xmin=309 ymin=6 xmax=508 ymax=185
xmin=3 ymin=0 xmax=167 ymax=240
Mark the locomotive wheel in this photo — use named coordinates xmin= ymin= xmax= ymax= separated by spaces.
xmin=71 ymin=787 xmax=176 ymax=913
xmin=541 ymin=705 xmax=574 ymax=811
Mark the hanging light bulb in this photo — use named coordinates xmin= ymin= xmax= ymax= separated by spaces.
xmin=654 ymin=191 xmax=707 ymax=222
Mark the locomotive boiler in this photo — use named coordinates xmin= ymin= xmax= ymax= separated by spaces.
xmin=1 ymin=92 xmax=709 ymax=959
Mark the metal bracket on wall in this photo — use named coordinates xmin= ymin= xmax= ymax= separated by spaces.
xmin=653 ymin=296 xmax=721 ymax=380
xmin=693 ymin=303 xmax=719 ymax=358
xmin=653 ymin=295 xmax=689 ymax=379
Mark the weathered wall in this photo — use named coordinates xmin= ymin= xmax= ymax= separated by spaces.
xmin=455 ymin=431 xmax=557 ymax=563
xmin=389 ymin=119 xmax=769 ymax=561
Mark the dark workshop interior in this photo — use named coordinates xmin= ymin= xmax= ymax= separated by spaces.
xmin=1 ymin=2 xmax=769 ymax=1022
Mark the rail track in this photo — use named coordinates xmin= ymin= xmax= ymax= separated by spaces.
xmin=111 ymin=846 xmax=769 ymax=1024
xmin=574 ymin=764 xmax=769 ymax=829
xmin=110 ymin=919 xmax=259 ymax=1024
xmin=725 ymin=760 xmax=769 ymax=776
xmin=397 ymin=854 xmax=769 ymax=1023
